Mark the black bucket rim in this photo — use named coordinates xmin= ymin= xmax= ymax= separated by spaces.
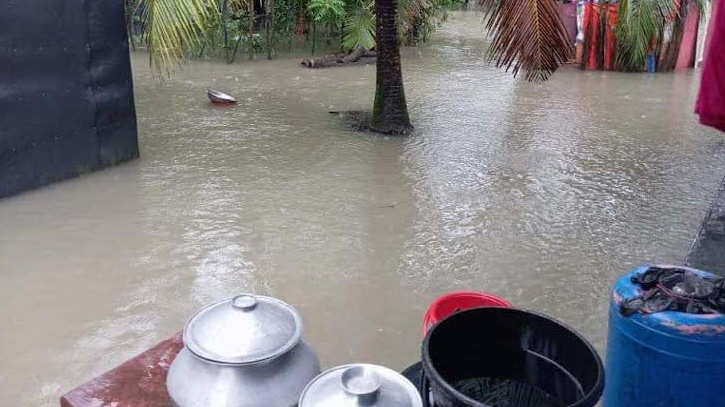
xmin=421 ymin=306 xmax=605 ymax=407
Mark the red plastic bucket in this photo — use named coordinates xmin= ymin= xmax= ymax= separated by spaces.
xmin=422 ymin=291 xmax=511 ymax=335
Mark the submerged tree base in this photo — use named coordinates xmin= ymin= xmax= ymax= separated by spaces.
xmin=329 ymin=110 xmax=413 ymax=135
xmin=301 ymin=47 xmax=377 ymax=68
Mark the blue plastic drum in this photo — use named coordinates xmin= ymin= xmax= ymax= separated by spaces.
xmin=605 ymin=265 xmax=725 ymax=407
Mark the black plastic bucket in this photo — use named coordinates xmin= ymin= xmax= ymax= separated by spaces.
xmin=421 ymin=307 xmax=604 ymax=407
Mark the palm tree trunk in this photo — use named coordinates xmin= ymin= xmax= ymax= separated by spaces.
xmin=312 ymin=24 xmax=317 ymax=55
xmin=267 ymin=0 xmax=275 ymax=59
xmin=231 ymin=24 xmax=244 ymax=62
xmin=371 ymin=0 xmax=411 ymax=134
xmin=222 ymin=0 xmax=230 ymax=61
xmin=249 ymin=0 xmax=255 ymax=59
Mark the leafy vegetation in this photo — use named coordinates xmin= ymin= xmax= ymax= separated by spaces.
xmin=131 ymin=0 xmax=462 ymax=76
xmin=137 ymin=0 xmax=212 ymax=76
xmin=343 ymin=0 xmax=376 ymax=50
xmin=308 ymin=0 xmax=346 ymax=24
xmin=615 ymin=0 xmax=677 ymax=71
xmin=482 ymin=0 xmax=572 ymax=82
xmin=604 ymin=0 xmax=707 ymax=72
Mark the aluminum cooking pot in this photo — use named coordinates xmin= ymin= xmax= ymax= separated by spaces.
xmin=167 ymin=294 xmax=321 ymax=407
xmin=298 ymin=363 xmax=423 ymax=407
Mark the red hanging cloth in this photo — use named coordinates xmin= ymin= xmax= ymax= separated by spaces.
xmin=696 ymin=0 xmax=725 ymax=132
xmin=583 ymin=2 xmax=600 ymax=70
xmin=604 ymin=3 xmax=619 ymax=71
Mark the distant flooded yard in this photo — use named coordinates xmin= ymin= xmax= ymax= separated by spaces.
xmin=1 ymin=10 xmax=724 ymax=407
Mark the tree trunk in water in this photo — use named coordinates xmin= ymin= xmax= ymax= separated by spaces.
xmin=311 ymin=24 xmax=317 ymax=55
xmin=230 ymin=27 xmax=244 ymax=62
xmin=371 ymin=0 xmax=411 ymax=134
xmin=249 ymin=0 xmax=255 ymax=60
xmin=300 ymin=46 xmax=375 ymax=67
xmin=267 ymin=0 xmax=275 ymax=59
xmin=222 ymin=0 xmax=230 ymax=61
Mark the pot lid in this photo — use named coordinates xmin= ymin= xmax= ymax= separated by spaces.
xmin=298 ymin=364 xmax=423 ymax=407
xmin=183 ymin=294 xmax=303 ymax=364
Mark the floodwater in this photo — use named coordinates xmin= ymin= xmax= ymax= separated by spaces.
xmin=1 ymin=10 xmax=724 ymax=407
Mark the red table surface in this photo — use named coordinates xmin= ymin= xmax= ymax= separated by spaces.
xmin=60 ymin=333 xmax=183 ymax=407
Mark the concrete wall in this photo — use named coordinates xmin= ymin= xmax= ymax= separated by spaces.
xmin=0 ymin=0 xmax=139 ymax=198
xmin=686 ymin=176 xmax=725 ymax=276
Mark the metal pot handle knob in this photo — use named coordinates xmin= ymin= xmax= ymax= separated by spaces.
xmin=232 ymin=295 xmax=258 ymax=310
xmin=341 ymin=365 xmax=382 ymax=404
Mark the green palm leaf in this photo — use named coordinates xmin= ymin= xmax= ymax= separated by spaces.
xmin=308 ymin=0 xmax=347 ymax=23
xmin=397 ymin=0 xmax=428 ymax=37
xmin=482 ymin=0 xmax=572 ymax=82
xmin=137 ymin=0 xmax=218 ymax=77
xmin=343 ymin=1 xmax=376 ymax=50
xmin=616 ymin=0 xmax=676 ymax=71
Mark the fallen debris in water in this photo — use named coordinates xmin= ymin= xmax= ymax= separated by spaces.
xmin=301 ymin=46 xmax=376 ymax=68
xmin=207 ymin=89 xmax=237 ymax=104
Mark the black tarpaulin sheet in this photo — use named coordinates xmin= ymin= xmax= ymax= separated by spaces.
xmin=0 ymin=0 xmax=139 ymax=198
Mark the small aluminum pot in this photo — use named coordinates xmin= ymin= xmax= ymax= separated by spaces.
xmin=167 ymin=294 xmax=321 ymax=407
xmin=298 ymin=363 xmax=423 ymax=407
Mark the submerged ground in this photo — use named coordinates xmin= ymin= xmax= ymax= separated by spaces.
xmin=1 ymin=10 xmax=724 ymax=407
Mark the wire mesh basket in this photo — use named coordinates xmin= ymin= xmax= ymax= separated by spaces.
xmin=453 ymin=377 xmax=563 ymax=407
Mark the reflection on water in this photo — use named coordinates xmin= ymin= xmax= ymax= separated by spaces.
xmin=1 ymin=10 xmax=724 ymax=407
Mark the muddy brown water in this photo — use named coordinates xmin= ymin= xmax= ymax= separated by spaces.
xmin=1 ymin=10 xmax=724 ymax=407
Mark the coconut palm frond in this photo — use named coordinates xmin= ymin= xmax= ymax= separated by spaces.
xmin=226 ymin=0 xmax=248 ymax=9
xmin=138 ymin=0 xmax=216 ymax=77
xmin=398 ymin=0 xmax=426 ymax=22
xmin=397 ymin=0 xmax=429 ymax=35
xmin=483 ymin=0 xmax=572 ymax=82
xmin=616 ymin=0 xmax=676 ymax=71
xmin=343 ymin=0 xmax=376 ymax=50
xmin=308 ymin=0 xmax=347 ymax=23
xmin=397 ymin=0 xmax=414 ymax=38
